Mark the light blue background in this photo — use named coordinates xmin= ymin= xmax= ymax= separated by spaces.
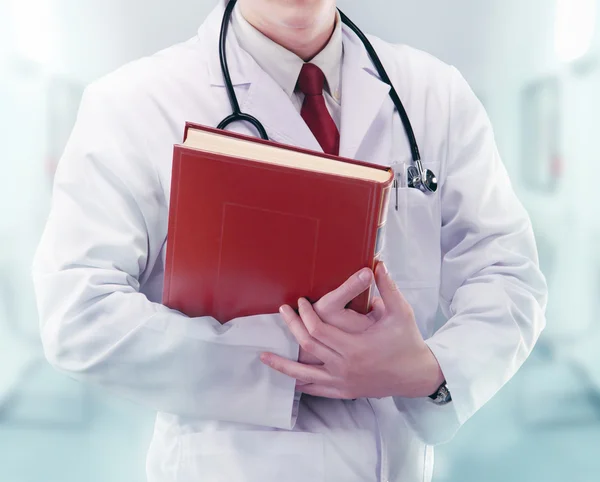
xmin=1 ymin=1 xmax=599 ymax=481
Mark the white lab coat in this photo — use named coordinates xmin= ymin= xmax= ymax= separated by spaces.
xmin=32 ymin=1 xmax=547 ymax=481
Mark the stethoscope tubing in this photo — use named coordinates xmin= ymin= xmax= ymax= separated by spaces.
xmin=216 ymin=0 xmax=437 ymax=193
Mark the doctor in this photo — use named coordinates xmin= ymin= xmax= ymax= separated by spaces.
xmin=32 ymin=0 xmax=547 ymax=481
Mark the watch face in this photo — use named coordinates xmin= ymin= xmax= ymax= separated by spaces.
xmin=432 ymin=385 xmax=452 ymax=405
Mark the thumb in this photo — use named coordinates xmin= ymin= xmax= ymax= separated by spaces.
xmin=367 ymin=296 xmax=386 ymax=322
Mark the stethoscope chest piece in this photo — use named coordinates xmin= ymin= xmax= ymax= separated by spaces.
xmin=407 ymin=162 xmax=438 ymax=193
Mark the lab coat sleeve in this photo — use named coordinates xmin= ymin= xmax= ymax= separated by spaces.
xmin=32 ymin=85 xmax=301 ymax=430
xmin=394 ymin=67 xmax=548 ymax=445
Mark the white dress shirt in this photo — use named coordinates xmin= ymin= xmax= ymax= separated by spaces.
xmin=232 ymin=4 xmax=343 ymax=129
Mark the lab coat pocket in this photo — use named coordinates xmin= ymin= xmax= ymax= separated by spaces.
xmin=382 ymin=165 xmax=442 ymax=289
xmin=178 ymin=430 xmax=324 ymax=482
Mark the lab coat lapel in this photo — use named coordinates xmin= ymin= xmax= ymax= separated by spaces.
xmin=241 ymin=69 xmax=321 ymax=151
xmin=339 ymin=30 xmax=392 ymax=160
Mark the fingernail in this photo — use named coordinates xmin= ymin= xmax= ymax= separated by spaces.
xmin=260 ymin=353 xmax=270 ymax=364
xmin=280 ymin=305 xmax=292 ymax=316
xmin=358 ymin=269 xmax=372 ymax=282
xmin=380 ymin=262 xmax=389 ymax=274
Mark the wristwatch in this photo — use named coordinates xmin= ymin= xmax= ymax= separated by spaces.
xmin=428 ymin=381 xmax=452 ymax=405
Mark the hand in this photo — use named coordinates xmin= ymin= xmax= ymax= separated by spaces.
xmin=261 ymin=262 xmax=445 ymax=399
xmin=298 ymin=267 xmax=381 ymax=365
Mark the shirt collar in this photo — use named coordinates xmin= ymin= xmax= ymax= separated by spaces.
xmin=232 ymin=5 xmax=343 ymax=103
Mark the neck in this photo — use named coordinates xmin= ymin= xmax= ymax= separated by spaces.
xmin=238 ymin=1 xmax=337 ymax=61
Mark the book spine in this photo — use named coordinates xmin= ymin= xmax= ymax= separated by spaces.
xmin=373 ymin=182 xmax=391 ymax=262
xmin=162 ymin=147 xmax=182 ymax=306
xmin=183 ymin=122 xmax=192 ymax=142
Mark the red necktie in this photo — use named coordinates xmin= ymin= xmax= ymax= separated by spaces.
xmin=297 ymin=63 xmax=340 ymax=156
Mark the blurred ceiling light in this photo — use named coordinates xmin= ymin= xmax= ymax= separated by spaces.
xmin=10 ymin=0 xmax=55 ymax=65
xmin=555 ymin=0 xmax=597 ymax=62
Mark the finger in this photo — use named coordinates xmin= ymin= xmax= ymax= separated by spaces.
xmin=260 ymin=353 xmax=333 ymax=385
xmin=297 ymin=383 xmax=351 ymax=399
xmin=298 ymin=298 xmax=354 ymax=353
xmin=315 ymin=268 xmax=373 ymax=314
xmin=367 ymin=296 xmax=386 ymax=323
xmin=336 ymin=309 xmax=376 ymax=333
xmin=279 ymin=305 xmax=340 ymax=364
xmin=374 ymin=262 xmax=408 ymax=315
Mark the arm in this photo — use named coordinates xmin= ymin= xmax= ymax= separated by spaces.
xmin=32 ymin=86 xmax=300 ymax=430
xmin=393 ymin=67 xmax=548 ymax=444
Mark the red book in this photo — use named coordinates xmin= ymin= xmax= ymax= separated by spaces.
xmin=163 ymin=123 xmax=393 ymax=323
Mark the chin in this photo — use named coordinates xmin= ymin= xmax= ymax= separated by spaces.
xmin=270 ymin=0 xmax=335 ymax=29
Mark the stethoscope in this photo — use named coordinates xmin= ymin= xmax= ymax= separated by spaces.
xmin=216 ymin=0 xmax=438 ymax=194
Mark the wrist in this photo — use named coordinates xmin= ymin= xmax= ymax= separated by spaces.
xmin=414 ymin=345 xmax=445 ymax=398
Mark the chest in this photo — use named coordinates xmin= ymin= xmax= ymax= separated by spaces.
xmin=145 ymin=82 xmax=443 ymax=332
